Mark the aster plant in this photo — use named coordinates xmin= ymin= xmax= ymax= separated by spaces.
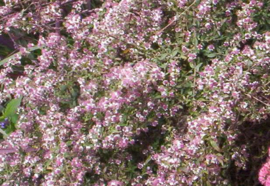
xmin=0 ymin=0 xmax=270 ymax=185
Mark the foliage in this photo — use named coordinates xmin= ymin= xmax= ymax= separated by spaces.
xmin=0 ymin=97 xmax=22 ymax=136
xmin=0 ymin=0 xmax=270 ymax=185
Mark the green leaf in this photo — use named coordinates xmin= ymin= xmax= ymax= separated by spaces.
xmin=206 ymin=53 xmax=217 ymax=58
xmin=192 ymin=35 xmax=198 ymax=46
xmin=4 ymin=97 xmax=22 ymax=118
xmin=0 ymin=115 xmax=5 ymax=121
xmin=210 ymin=140 xmax=221 ymax=152
xmin=171 ymin=49 xmax=178 ymax=57
xmin=159 ymin=53 xmax=167 ymax=60
xmin=0 ymin=128 xmax=8 ymax=138
xmin=195 ymin=63 xmax=203 ymax=71
xmin=66 ymin=140 xmax=73 ymax=146
xmin=189 ymin=62 xmax=194 ymax=68
xmin=144 ymin=155 xmax=152 ymax=166
xmin=4 ymin=122 xmax=16 ymax=135
xmin=160 ymin=63 xmax=167 ymax=69
xmin=10 ymin=114 xmax=19 ymax=124
xmin=180 ymin=54 xmax=187 ymax=60
xmin=206 ymin=181 xmax=212 ymax=186
xmin=60 ymin=85 xmax=68 ymax=91
xmin=0 ymin=104 xmax=4 ymax=113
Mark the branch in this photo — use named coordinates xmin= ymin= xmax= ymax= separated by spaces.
xmin=0 ymin=45 xmax=44 ymax=66
xmin=155 ymin=0 xmax=197 ymax=36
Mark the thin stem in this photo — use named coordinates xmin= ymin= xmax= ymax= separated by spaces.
xmin=155 ymin=0 xmax=197 ymax=36
xmin=245 ymin=93 xmax=270 ymax=107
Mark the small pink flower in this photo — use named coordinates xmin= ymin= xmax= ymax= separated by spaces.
xmin=197 ymin=44 xmax=203 ymax=50
xmin=207 ymin=44 xmax=215 ymax=51
xmin=137 ymin=163 xmax=144 ymax=169
xmin=188 ymin=53 xmax=197 ymax=62
xmin=108 ymin=180 xmax=123 ymax=186
xmin=205 ymin=23 xmax=211 ymax=30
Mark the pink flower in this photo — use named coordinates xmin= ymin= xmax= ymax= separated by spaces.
xmin=207 ymin=44 xmax=215 ymax=51
xmin=108 ymin=180 xmax=123 ymax=186
xmin=259 ymin=162 xmax=270 ymax=185
xmin=188 ymin=53 xmax=197 ymax=62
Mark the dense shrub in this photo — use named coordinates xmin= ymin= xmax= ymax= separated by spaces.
xmin=0 ymin=0 xmax=270 ymax=185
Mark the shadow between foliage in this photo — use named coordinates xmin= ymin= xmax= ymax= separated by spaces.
xmin=228 ymin=117 xmax=270 ymax=186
